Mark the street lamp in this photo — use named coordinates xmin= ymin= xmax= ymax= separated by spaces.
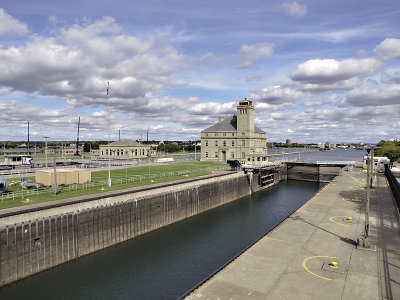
xmin=107 ymin=82 xmax=111 ymax=187
xmin=44 ymin=136 xmax=49 ymax=168
xmin=358 ymin=145 xmax=381 ymax=247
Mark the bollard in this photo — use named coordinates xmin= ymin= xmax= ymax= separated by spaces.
xmin=329 ymin=261 xmax=338 ymax=268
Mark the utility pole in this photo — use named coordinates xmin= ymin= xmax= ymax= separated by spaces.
xmin=358 ymin=146 xmax=378 ymax=248
xmin=76 ymin=117 xmax=80 ymax=156
xmin=107 ymin=82 xmax=111 ymax=187
xmin=27 ymin=121 xmax=30 ymax=155
xmin=44 ymin=136 xmax=49 ymax=168
xmin=53 ymin=154 xmax=58 ymax=195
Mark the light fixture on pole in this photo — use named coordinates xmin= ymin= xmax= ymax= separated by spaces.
xmin=44 ymin=136 xmax=49 ymax=168
xmin=357 ymin=145 xmax=380 ymax=248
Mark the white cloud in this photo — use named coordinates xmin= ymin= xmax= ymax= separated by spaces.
xmin=0 ymin=17 xmax=190 ymax=110
xmin=250 ymin=85 xmax=306 ymax=104
xmin=188 ymin=101 xmax=236 ymax=116
xmin=0 ymin=9 xmax=28 ymax=37
xmin=299 ymin=77 xmax=362 ymax=93
xmin=281 ymin=1 xmax=307 ymax=17
xmin=239 ymin=42 xmax=276 ymax=68
xmin=291 ymin=58 xmax=380 ymax=84
xmin=357 ymin=49 xmax=366 ymax=57
xmin=345 ymin=85 xmax=400 ymax=107
xmin=374 ymin=38 xmax=400 ymax=62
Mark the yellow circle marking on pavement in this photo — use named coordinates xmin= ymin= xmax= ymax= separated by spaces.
xmin=329 ymin=216 xmax=351 ymax=226
xmin=303 ymin=256 xmax=339 ymax=281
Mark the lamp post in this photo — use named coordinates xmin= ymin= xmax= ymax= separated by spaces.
xmin=107 ymin=82 xmax=111 ymax=187
xmin=44 ymin=136 xmax=49 ymax=168
xmin=364 ymin=147 xmax=372 ymax=241
xmin=358 ymin=145 xmax=381 ymax=247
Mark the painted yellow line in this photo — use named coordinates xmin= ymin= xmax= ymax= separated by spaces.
xmin=302 ymin=256 xmax=339 ymax=281
xmin=329 ymin=216 xmax=351 ymax=226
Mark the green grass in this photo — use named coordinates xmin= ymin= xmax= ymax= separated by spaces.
xmin=0 ymin=161 xmax=228 ymax=210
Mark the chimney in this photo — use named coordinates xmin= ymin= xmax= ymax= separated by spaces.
xmin=218 ymin=116 xmax=222 ymax=123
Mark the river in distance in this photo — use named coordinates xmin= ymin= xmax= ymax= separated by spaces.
xmin=0 ymin=149 xmax=362 ymax=299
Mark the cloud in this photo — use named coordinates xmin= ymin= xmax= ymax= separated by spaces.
xmin=374 ymin=38 xmax=400 ymax=62
xmin=281 ymin=1 xmax=307 ymax=17
xmin=0 ymin=9 xmax=28 ymax=37
xmin=250 ymin=85 xmax=306 ymax=104
xmin=188 ymin=101 xmax=236 ymax=116
xmin=298 ymin=77 xmax=362 ymax=93
xmin=357 ymin=49 xmax=366 ymax=57
xmin=291 ymin=58 xmax=380 ymax=84
xmin=381 ymin=70 xmax=400 ymax=84
xmin=239 ymin=42 xmax=276 ymax=68
xmin=345 ymin=85 xmax=400 ymax=107
xmin=0 ymin=16 xmax=190 ymax=110
xmin=302 ymin=95 xmax=342 ymax=107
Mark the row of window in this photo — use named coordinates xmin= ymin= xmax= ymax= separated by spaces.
xmin=101 ymin=149 xmax=148 ymax=156
xmin=205 ymin=140 xmax=236 ymax=147
xmin=205 ymin=132 xmax=235 ymax=137
xmin=204 ymin=151 xmax=268 ymax=161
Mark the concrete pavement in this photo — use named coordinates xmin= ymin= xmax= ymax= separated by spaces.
xmin=186 ymin=168 xmax=400 ymax=299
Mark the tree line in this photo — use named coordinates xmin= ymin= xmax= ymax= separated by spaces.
xmin=375 ymin=140 xmax=400 ymax=167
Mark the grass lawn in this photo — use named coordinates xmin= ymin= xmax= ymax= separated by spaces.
xmin=0 ymin=161 xmax=228 ymax=210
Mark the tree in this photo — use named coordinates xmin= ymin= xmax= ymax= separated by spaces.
xmin=383 ymin=147 xmax=400 ymax=167
xmin=375 ymin=139 xmax=400 ymax=167
xmin=83 ymin=142 xmax=91 ymax=152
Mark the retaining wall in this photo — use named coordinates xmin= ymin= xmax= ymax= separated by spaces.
xmin=0 ymin=172 xmax=254 ymax=287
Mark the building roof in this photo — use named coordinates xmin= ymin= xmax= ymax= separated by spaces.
xmin=202 ymin=115 xmax=265 ymax=134
xmin=203 ymin=116 xmax=237 ymax=132
xmin=106 ymin=139 xmax=142 ymax=147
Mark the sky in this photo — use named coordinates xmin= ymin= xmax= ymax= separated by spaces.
xmin=0 ymin=0 xmax=399 ymax=144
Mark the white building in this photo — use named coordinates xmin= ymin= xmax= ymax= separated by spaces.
xmin=200 ymin=99 xmax=268 ymax=163
xmin=99 ymin=139 xmax=151 ymax=159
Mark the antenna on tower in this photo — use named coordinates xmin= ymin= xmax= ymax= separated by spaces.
xmin=27 ymin=121 xmax=30 ymax=155
xmin=75 ymin=117 xmax=80 ymax=156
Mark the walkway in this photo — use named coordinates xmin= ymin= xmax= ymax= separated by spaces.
xmin=186 ymin=168 xmax=400 ymax=299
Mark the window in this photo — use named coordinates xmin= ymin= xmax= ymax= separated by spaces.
xmin=223 ymin=140 xmax=226 ymax=147
xmin=223 ymin=133 xmax=226 ymax=136
xmin=205 ymin=140 xmax=208 ymax=147
xmin=215 ymin=152 xmax=218 ymax=157
xmin=231 ymin=140 xmax=235 ymax=146
xmin=206 ymin=133 xmax=208 ymax=137
xmin=215 ymin=133 xmax=218 ymax=136
xmin=231 ymin=152 xmax=234 ymax=158
xmin=241 ymin=140 xmax=245 ymax=146
xmin=232 ymin=133 xmax=234 ymax=136
xmin=205 ymin=152 xmax=208 ymax=157
xmin=215 ymin=141 xmax=218 ymax=146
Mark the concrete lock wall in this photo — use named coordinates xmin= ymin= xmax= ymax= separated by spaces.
xmin=0 ymin=172 xmax=259 ymax=287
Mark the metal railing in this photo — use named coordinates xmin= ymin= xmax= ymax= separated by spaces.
xmin=0 ymin=166 xmax=235 ymax=204
xmin=384 ymin=164 xmax=400 ymax=213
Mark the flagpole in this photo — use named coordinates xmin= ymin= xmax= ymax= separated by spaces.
xmin=107 ymin=82 xmax=111 ymax=187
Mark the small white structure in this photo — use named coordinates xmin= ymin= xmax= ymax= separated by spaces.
xmin=363 ymin=156 xmax=389 ymax=172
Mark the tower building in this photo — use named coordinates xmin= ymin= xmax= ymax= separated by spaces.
xmin=200 ymin=99 xmax=268 ymax=163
